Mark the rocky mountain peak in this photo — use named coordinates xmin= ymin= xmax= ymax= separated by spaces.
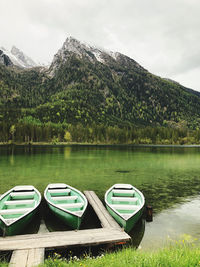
xmin=62 ymin=36 xmax=89 ymax=54
xmin=11 ymin=46 xmax=38 ymax=68
xmin=0 ymin=46 xmax=38 ymax=68
xmin=49 ymin=36 xmax=145 ymax=76
xmin=56 ymin=36 xmax=107 ymax=63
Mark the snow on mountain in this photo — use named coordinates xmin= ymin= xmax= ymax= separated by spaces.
xmin=55 ymin=36 xmax=109 ymax=63
xmin=48 ymin=36 xmax=119 ymax=75
xmin=49 ymin=36 xmax=145 ymax=76
xmin=11 ymin=46 xmax=38 ymax=68
xmin=0 ymin=46 xmax=38 ymax=68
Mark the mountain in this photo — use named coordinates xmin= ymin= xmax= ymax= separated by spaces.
xmin=49 ymin=36 xmax=145 ymax=76
xmin=0 ymin=46 xmax=38 ymax=68
xmin=0 ymin=36 xmax=200 ymax=129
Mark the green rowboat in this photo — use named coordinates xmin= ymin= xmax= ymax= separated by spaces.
xmin=105 ymin=184 xmax=145 ymax=233
xmin=0 ymin=185 xmax=41 ymax=236
xmin=44 ymin=183 xmax=88 ymax=229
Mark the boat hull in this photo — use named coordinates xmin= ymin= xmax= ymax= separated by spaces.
xmin=106 ymin=205 xmax=144 ymax=233
xmin=0 ymin=209 xmax=37 ymax=236
xmin=48 ymin=203 xmax=82 ymax=229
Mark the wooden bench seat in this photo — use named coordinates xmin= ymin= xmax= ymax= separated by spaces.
xmin=49 ymin=189 xmax=71 ymax=194
xmin=59 ymin=203 xmax=84 ymax=209
xmin=5 ymin=200 xmax=35 ymax=205
xmin=110 ymin=204 xmax=138 ymax=210
xmin=51 ymin=196 xmax=77 ymax=201
xmin=112 ymin=189 xmax=135 ymax=195
xmin=10 ymin=192 xmax=35 ymax=197
xmin=0 ymin=208 xmax=31 ymax=215
xmin=114 ymin=184 xmax=133 ymax=189
xmin=111 ymin=197 xmax=138 ymax=202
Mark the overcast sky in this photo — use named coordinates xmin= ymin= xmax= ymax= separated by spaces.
xmin=1 ymin=0 xmax=200 ymax=91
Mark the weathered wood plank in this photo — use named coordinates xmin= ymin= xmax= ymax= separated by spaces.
xmin=0 ymin=228 xmax=130 ymax=251
xmin=9 ymin=250 xmax=29 ymax=267
xmin=84 ymin=191 xmax=110 ymax=228
xmin=90 ymin=191 xmax=122 ymax=229
xmin=24 ymin=219 xmax=47 ymax=266
xmin=9 ymin=220 xmax=47 ymax=267
xmin=9 ymin=248 xmax=44 ymax=267
xmin=26 ymin=248 xmax=44 ymax=267
xmin=84 ymin=191 xmax=121 ymax=229
xmin=38 ymin=219 xmax=49 ymax=234
xmin=1 ymin=228 xmax=108 ymax=242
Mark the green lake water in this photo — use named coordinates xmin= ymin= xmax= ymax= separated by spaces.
xmin=1 ymin=145 xmax=200 ymax=249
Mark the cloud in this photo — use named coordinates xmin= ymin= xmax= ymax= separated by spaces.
xmin=0 ymin=0 xmax=200 ymax=91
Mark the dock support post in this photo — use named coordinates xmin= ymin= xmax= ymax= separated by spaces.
xmin=146 ymin=205 xmax=153 ymax=222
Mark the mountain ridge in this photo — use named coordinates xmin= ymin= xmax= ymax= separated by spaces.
xmin=0 ymin=36 xmax=200 ymax=129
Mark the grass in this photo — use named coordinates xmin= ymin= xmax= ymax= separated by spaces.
xmin=0 ymin=240 xmax=200 ymax=267
xmin=38 ymin=241 xmax=200 ymax=267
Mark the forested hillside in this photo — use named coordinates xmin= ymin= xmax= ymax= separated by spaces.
xmin=0 ymin=37 xmax=200 ymax=144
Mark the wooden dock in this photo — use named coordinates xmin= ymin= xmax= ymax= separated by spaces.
xmin=0 ymin=191 xmax=131 ymax=267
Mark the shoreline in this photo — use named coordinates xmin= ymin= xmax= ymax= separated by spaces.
xmin=1 ymin=142 xmax=200 ymax=148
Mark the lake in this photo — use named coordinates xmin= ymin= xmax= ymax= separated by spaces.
xmin=1 ymin=145 xmax=200 ymax=249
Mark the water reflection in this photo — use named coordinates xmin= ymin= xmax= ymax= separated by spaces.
xmin=129 ymin=219 xmax=145 ymax=248
xmin=140 ymin=195 xmax=200 ymax=249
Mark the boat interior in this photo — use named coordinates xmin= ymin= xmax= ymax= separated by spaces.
xmin=47 ymin=184 xmax=85 ymax=215
xmin=0 ymin=186 xmax=39 ymax=225
xmin=108 ymin=185 xmax=142 ymax=216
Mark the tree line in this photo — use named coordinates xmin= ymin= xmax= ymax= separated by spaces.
xmin=0 ymin=120 xmax=200 ymax=145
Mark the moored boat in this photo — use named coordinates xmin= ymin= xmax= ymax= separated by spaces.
xmin=105 ymin=184 xmax=145 ymax=232
xmin=0 ymin=185 xmax=41 ymax=236
xmin=44 ymin=183 xmax=88 ymax=229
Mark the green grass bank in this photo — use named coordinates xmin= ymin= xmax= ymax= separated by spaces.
xmin=36 ymin=243 xmax=200 ymax=267
xmin=0 ymin=243 xmax=200 ymax=267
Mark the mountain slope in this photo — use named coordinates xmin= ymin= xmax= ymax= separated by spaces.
xmin=0 ymin=36 xmax=200 ymax=128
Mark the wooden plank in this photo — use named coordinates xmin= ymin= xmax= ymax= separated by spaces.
xmin=9 ymin=248 xmax=44 ymax=267
xmin=26 ymin=248 xmax=44 ymax=267
xmin=26 ymin=219 xmax=47 ymax=266
xmin=1 ymin=228 xmax=109 ymax=242
xmin=90 ymin=191 xmax=122 ymax=229
xmin=84 ymin=191 xmax=121 ymax=229
xmin=9 ymin=249 xmax=29 ymax=267
xmin=0 ymin=228 xmax=130 ymax=251
xmin=38 ymin=219 xmax=49 ymax=234
xmin=9 ymin=220 xmax=47 ymax=267
xmin=84 ymin=191 xmax=110 ymax=228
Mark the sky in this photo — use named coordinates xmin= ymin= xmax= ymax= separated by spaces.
xmin=1 ymin=0 xmax=200 ymax=91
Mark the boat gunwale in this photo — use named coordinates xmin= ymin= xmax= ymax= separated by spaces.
xmin=0 ymin=186 xmax=42 ymax=227
xmin=105 ymin=184 xmax=145 ymax=221
xmin=44 ymin=183 xmax=88 ymax=218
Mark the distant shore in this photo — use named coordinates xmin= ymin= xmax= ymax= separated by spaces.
xmin=1 ymin=142 xmax=200 ymax=147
